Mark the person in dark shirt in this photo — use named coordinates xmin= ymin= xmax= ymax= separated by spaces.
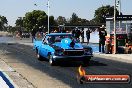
xmin=99 ymin=25 xmax=107 ymax=53
xmin=86 ymin=29 xmax=92 ymax=44
xmin=75 ymin=29 xmax=81 ymax=41
xmin=72 ymin=29 xmax=76 ymax=37
xmin=81 ymin=29 xmax=84 ymax=43
xmin=31 ymin=29 xmax=36 ymax=43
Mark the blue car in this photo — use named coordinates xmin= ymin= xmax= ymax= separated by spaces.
xmin=33 ymin=33 xmax=93 ymax=66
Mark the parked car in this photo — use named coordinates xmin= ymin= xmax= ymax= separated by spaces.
xmin=21 ymin=31 xmax=30 ymax=38
xmin=33 ymin=33 xmax=93 ymax=66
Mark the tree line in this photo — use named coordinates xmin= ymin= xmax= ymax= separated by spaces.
xmin=0 ymin=15 xmax=8 ymax=31
xmin=0 ymin=5 xmax=120 ymax=33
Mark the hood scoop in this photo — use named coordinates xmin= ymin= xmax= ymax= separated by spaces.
xmin=61 ymin=38 xmax=75 ymax=48
xmin=70 ymin=40 xmax=75 ymax=48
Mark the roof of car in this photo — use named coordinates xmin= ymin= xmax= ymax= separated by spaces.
xmin=46 ymin=33 xmax=72 ymax=36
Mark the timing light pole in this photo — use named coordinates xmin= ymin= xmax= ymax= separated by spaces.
xmin=47 ymin=0 xmax=50 ymax=34
xmin=114 ymin=0 xmax=117 ymax=54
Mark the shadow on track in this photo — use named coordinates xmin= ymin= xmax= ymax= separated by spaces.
xmin=89 ymin=60 xmax=107 ymax=66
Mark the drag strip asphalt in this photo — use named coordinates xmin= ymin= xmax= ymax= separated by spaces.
xmin=0 ymin=43 xmax=132 ymax=88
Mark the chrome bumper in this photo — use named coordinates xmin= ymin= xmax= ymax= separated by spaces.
xmin=52 ymin=54 xmax=93 ymax=60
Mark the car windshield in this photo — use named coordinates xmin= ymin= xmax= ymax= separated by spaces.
xmin=46 ymin=34 xmax=79 ymax=44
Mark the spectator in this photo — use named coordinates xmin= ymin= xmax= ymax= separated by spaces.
xmin=31 ymin=29 xmax=36 ymax=43
xmin=86 ymin=29 xmax=92 ymax=44
xmin=72 ymin=28 xmax=76 ymax=37
xmin=55 ymin=36 xmax=61 ymax=42
xmin=75 ymin=28 xmax=81 ymax=41
xmin=99 ymin=25 xmax=107 ymax=53
xmin=81 ymin=29 xmax=84 ymax=43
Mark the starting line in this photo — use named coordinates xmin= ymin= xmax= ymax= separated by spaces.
xmin=0 ymin=71 xmax=15 ymax=88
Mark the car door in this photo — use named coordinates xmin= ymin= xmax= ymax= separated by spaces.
xmin=41 ymin=35 xmax=55 ymax=58
xmin=39 ymin=36 xmax=47 ymax=57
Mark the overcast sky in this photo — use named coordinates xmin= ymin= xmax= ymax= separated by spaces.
xmin=0 ymin=0 xmax=132 ymax=26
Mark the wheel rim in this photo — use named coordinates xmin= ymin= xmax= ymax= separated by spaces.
xmin=49 ymin=55 xmax=54 ymax=65
xmin=37 ymin=53 xmax=40 ymax=58
xmin=49 ymin=58 xmax=53 ymax=64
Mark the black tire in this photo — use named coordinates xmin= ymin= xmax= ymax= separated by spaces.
xmin=83 ymin=59 xmax=90 ymax=66
xmin=36 ymin=49 xmax=43 ymax=61
xmin=48 ymin=55 xmax=56 ymax=66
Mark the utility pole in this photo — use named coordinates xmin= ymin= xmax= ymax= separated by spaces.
xmin=47 ymin=0 xmax=50 ymax=34
xmin=114 ymin=0 xmax=117 ymax=54
xmin=119 ymin=0 xmax=121 ymax=29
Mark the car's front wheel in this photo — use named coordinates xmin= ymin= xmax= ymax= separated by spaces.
xmin=48 ymin=55 xmax=56 ymax=66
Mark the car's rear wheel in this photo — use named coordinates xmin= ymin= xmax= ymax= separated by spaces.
xmin=36 ymin=49 xmax=43 ymax=61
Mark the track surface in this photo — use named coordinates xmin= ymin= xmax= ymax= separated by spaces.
xmin=0 ymin=43 xmax=132 ymax=88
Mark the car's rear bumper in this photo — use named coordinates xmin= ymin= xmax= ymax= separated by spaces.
xmin=52 ymin=54 xmax=93 ymax=61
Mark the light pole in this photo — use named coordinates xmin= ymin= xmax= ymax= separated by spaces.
xmin=114 ymin=0 xmax=117 ymax=54
xmin=118 ymin=0 xmax=121 ymax=29
xmin=119 ymin=0 xmax=121 ymax=15
xmin=47 ymin=0 xmax=50 ymax=34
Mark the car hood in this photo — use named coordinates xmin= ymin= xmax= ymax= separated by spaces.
xmin=52 ymin=38 xmax=83 ymax=50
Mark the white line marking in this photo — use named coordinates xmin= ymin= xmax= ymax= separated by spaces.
xmin=0 ymin=76 xmax=9 ymax=88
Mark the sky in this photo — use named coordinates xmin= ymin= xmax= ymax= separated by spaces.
xmin=0 ymin=0 xmax=132 ymax=26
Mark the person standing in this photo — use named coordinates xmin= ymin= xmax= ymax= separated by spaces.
xmin=99 ymin=25 xmax=107 ymax=53
xmin=86 ymin=29 xmax=92 ymax=44
xmin=81 ymin=29 xmax=84 ymax=43
xmin=72 ymin=28 xmax=76 ymax=37
xmin=31 ymin=29 xmax=36 ymax=43
xmin=75 ymin=28 xmax=81 ymax=41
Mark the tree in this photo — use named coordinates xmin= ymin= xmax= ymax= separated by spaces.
xmin=23 ymin=10 xmax=56 ymax=32
xmin=69 ymin=13 xmax=90 ymax=25
xmin=78 ymin=18 xmax=90 ymax=25
xmin=93 ymin=5 xmax=120 ymax=23
xmin=15 ymin=17 xmax=25 ymax=32
xmin=49 ymin=16 xmax=56 ymax=26
xmin=15 ymin=17 xmax=24 ymax=27
xmin=70 ymin=13 xmax=79 ymax=24
xmin=56 ymin=16 xmax=66 ymax=25
xmin=7 ymin=25 xmax=16 ymax=34
xmin=0 ymin=15 xmax=8 ymax=31
xmin=23 ymin=10 xmax=47 ymax=32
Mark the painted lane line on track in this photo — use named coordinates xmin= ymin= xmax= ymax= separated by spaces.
xmin=0 ymin=76 xmax=9 ymax=88
xmin=0 ymin=71 xmax=18 ymax=88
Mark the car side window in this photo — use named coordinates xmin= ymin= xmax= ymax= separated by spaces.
xmin=47 ymin=36 xmax=53 ymax=44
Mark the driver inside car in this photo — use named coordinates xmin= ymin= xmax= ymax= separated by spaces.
xmin=55 ymin=36 xmax=61 ymax=42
